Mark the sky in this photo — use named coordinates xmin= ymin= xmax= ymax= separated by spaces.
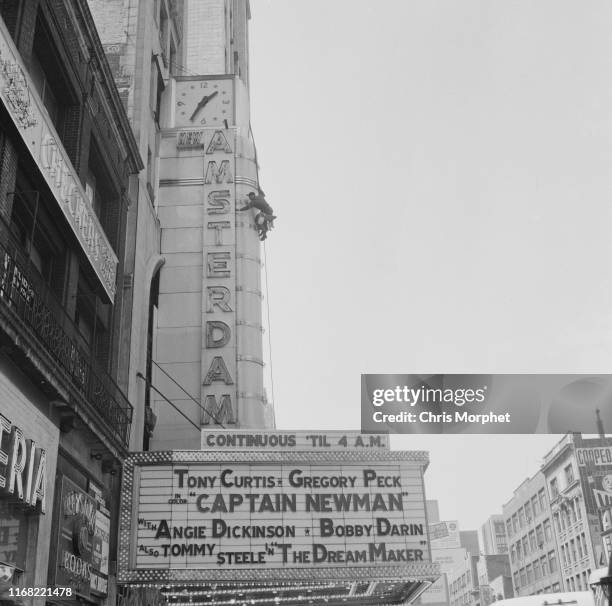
xmin=246 ymin=1 xmax=612 ymax=530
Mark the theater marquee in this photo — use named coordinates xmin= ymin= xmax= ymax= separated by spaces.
xmin=118 ymin=449 xmax=438 ymax=605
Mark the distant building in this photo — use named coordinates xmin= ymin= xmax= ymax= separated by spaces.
xmin=419 ymin=505 xmax=466 ymax=606
xmin=481 ymin=514 xmax=509 ymax=555
xmin=476 ymin=555 xmax=513 ymax=606
xmin=461 ymin=530 xmax=481 ymax=557
xmin=503 ymin=472 xmax=564 ymax=595
xmin=449 ymin=553 xmax=513 ymax=606
xmin=489 ymin=574 xmax=514 ymax=602
xmin=428 ymin=499 xmax=441 ymax=524
xmin=449 ymin=552 xmax=479 ymax=606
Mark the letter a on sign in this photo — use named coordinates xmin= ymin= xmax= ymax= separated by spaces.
xmin=206 ymin=131 xmax=233 ymax=154
xmin=203 ymin=356 xmax=234 ymax=385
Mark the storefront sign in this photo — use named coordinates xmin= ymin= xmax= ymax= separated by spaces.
xmin=0 ymin=413 xmax=46 ymax=512
xmin=201 ymin=430 xmax=388 ymax=451
xmin=88 ymin=482 xmax=110 ymax=595
xmin=53 ymin=477 xmax=109 ymax=599
xmin=577 ymin=447 xmax=612 ymax=466
xmin=118 ymin=450 xmax=438 ymax=590
xmin=0 ymin=19 xmax=117 ymax=301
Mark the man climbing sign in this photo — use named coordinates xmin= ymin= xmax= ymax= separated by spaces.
xmin=239 ymin=190 xmax=276 ymax=241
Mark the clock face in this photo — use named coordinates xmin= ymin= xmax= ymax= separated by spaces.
xmin=175 ymin=78 xmax=234 ymax=127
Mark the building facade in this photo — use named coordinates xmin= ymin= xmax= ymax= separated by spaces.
xmin=0 ymin=0 xmax=141 ymax=601
xmin=147 ymin=0 xmax=273 ymax=449
xmin=503 ymin=472 xmax=564 ymax=595
xmin=449 ymin=552 xmax=479 ymax=606
xmin=541 ymin=432 xmax=612 ymax=591
xmin=88 ymin=0 xmax=187 ymax=451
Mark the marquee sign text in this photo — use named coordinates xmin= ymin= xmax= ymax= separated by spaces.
xmin=133 ymin=460 xmax=428 ymax=570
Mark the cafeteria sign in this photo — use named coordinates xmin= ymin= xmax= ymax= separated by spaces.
xmin=118 ymin=449 xmax=438 ymax=593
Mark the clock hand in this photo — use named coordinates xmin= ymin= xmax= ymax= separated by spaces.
xmin=190 ymin=91 xmax=219 ymax=121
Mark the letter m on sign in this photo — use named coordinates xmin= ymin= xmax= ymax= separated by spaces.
xmin=204 ymin=160 xmax=233 ymax=184
xmin=202 ymin=394 xmax=236 ymax=425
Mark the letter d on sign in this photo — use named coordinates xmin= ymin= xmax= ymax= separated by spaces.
xmin=206 ymin=321 xmax=231 ymax=348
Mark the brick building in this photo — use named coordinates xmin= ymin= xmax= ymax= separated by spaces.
xmin=0 ymin=0 xmax=141 ymax=602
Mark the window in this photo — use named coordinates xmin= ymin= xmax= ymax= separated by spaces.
xmin=548 ymin=551 xmax=558 ymax=572
xmin=10 ymin=176 xmax=66 ymax=298
xmin=529 ymin=530 xmax=537 ymax=551
xmin=74 ymin=273 xmax=109 ymax=362
xmin=576 ymin=498 xmax=583 ymax=520
xmin=0 ymin=501 xmax=29 ymax=570
xmin=150 ymin=56 xmax=164 ymax=125
xmin=532 ymin=495 xmax=540 ymax=517
xmin=538 ymin=488 xmax=546 ymax=511
xmin=550 ymin=478 xmax=559 ymax=499
xmin=522 ymin=536 xmax=529 ymax=557
xmin=513 ymin=572 xmax=519 ymax=590
xmin=544 ymin=519 xmax=552 ymax=542
xmin=506 ymin=519 xmax=513 ymax=538
xmin=512 ymin=514 xmax=519 ymax=534
xmin=564 ymin=464 xmax=575 ymax=486
xmin=30 ymin=52 xmax=59 ymax=126
xmin=86 ymin=142 xmax=121 ymax=242
xmin=569 ymin=501 xmax=577 ymax=524
xmin=536 ymin=525 xmax=544 ymax=547
xmin=581 ymin=533 xmax=588 ymax=557
xmin=525 ymin=501 xmax=532 ymax=521
xmin=511 ymin=544 xmax=516 ymax=564
xmin=519 ymin=507 xmax=525 ymax=527
xmin=520 ymin=568 xmax=526 ymax=586
xmin=526 ymin=564 xmax=533 ymax=585
xmin=552 ymin=583 xmax=560 ymax=592
xmin=541 ymin=555 xmax=548 ymax=576
xmin=534 ymin=559 xmax=541 ymax=580
xmin=30 ymin=13 xmax=75 ymax=149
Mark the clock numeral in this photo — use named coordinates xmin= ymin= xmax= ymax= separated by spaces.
xmin=177 ymin=101 xmax=185 ymax=106
xmin=200 ymin=118 xmax=207 ymax=125
xmin=201 ymin=82 xmax=208 ymax=88
xmin=222 ymin=100 xmax=230 ymax=105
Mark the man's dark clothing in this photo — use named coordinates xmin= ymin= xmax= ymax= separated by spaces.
xmin=239 ymin=194 xmax=274 ymax=216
